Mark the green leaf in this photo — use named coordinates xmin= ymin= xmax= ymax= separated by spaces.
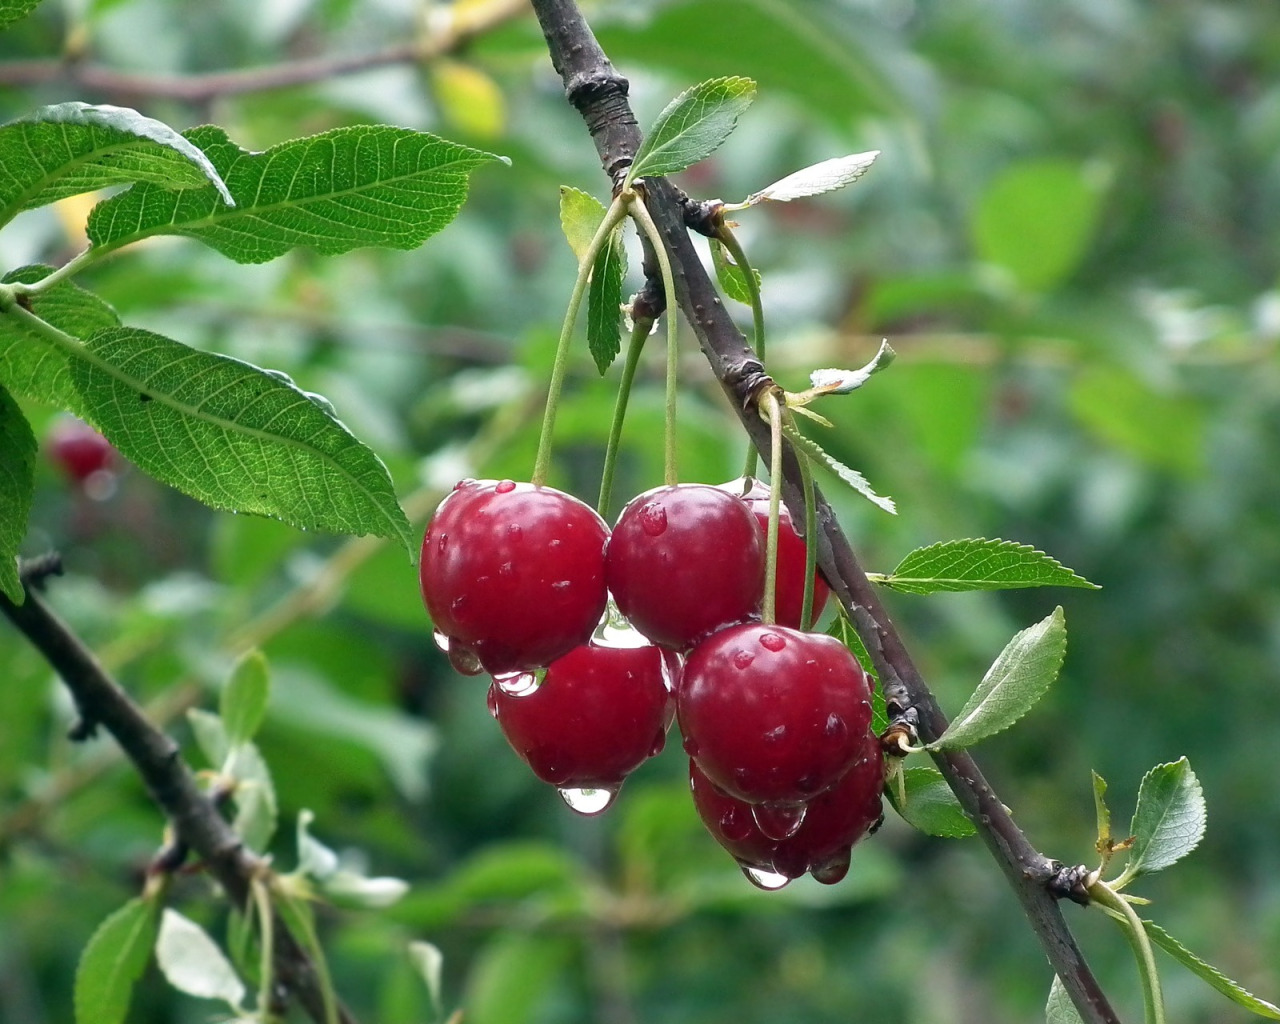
xmin=0 ymin=267 xmax=120 ymax=412
xmin=0 ymin=384 xmax=35 ymax=603
xmin=1070 ymin=367 xmax=1204 ymax=477
xmin=1046 ymin=976 xmax=1086 ymax=1024
xmin=59 ymin=325 xmax=411 ymax=552
xmin=1143 ymin=920 xmax=1280 ymax=1020
xmin=228 ymin=742 xmax=278 ymax=854
xmin=408 ymin=941 xmax=444 ymax=1019
xmin=709 ymin=237 xmax=761 ymax=306
xmin=221 ymin=649 xmax=270 ymax=747
xmin=827 ymin=611 xmax=886 ymax=732
xmin=742 ymin=151 xmax=879 ymax=205
xmin=586 ymin=222 xmax=626 ymax=374
xmin=273 ymin=883 xmax=338 ymax=1024
xmin=973 ymin=158 xmax=1104 ymax=292
xmin=1093 ymin=770 xmax=1112 ymax=852
xmin=784 ymin=425 xmax=896 ymax=514
xmin=87 ymin=124 xmax=505 ymax=264
xmin=294 ymin=808 xmax=340 ymax=880
xmin=155 ymin=908 xmax=246 ymax=1009
xmin=558 ymin=186 xmax=606 ymax=265
xmin=874 ymin=538 xmax=1099 ymax=594
xmin=0 ymin=102 xmax=232 ymax=228
xmin=465 ymin=933 xmax=572 ymax=1024
xmin=886 ymin=765 xmax=976 ymax=838
xmin=929 ymin=607 xmax=1067 ymax=752
xmin=187 ymin=708 xmax=229 ymax=767
xmin=629 ymin=76 xmax=756 ymax=181
xmin=0 ymin=0 xmax=43 ymax=31
xmin=74 ymin=896 xmax=161 ymax=1024
xmin=1124 ymin=758 xmax=1206 ymax=878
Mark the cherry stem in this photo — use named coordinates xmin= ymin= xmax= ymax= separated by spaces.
xmin=628 ymin=192 xmax=680 ymax=486
xmin=1089 ymin=880 xmax=1165 ymax=1024
xmin=761 ymin=390 xmax=784 ymax=626
xmin=532 ymin=194 xmax=628 ymax=487
xmin=717 ymin=226 xmax=767 ymax=481
xmin=797 ymin=447 xmax=818 ymax=631
xmin=596 ymin=315 xmax=651 ymax=517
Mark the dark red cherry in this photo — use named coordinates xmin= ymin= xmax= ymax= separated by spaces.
xmin=720 ymin=477 xmax=830 ymax=629
xmin=48 ymin=417 xmax=115 ymax=482
xmin=419 ymin=479 xmax=609 ymax=675
xmin=678 ymin=623 xmax=872 ymax=805
xmin=688 ymin=740 xmax=883 ymax=886
xmin=488 ymin=641 xmax=677 ymax=793
xmin=606 ymin=484 xmax=764 ymax=651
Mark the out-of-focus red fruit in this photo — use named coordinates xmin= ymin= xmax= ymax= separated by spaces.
xmin=48 ymin=418 xmax=115 ymax=482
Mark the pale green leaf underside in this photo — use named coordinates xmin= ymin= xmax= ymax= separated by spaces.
xmin=875 ymin=537 xmax=1099 ymax=594
xmin=0 ymin=267 xmax=120 ymax=413
xmin=0 ymin=383 xmax=35 ymax=603
xmin=744 ymin=151 xmax=879 ymax=205
xmin=558 ymin=186 xmax=606 ymax=265
xmin=1046 ymin=976 xmax=1086 ymax=1024
xmin=1125 ymin=757 xmax=1206 ymax=877
xmin=155 ymin=908 xmax=246 ymax=1007
xmin=1143 ymin=920 xmax=1280 ymax=1019
xmin=930 ymin=606 xmax=1066 ymax=751
xmin=221 ymin=649 xmax=270 ymax=747
xmin=228 ymin=740 xmax=278 ymax=854
xmin=0 ymin=0 xmax=43 ymax=31
xmin=587 ymin=224 xmax=626 ymax=374
xmin=786 ymin=426 xmax=896 ymax=514
xmin=69 ymin=325 xmax=412 ymax=551
xmin=74 ymin=896 xmax=161 ymax=1024
xmin=88 ymin=123 xmax=505 ymax=264
xmin=709 ymin=236 xmax=761 ymax=306
xmin=630 ymin=76 xmax=756 ymax=180
xmin=0 ymin=102 xmax=231 ymax=227
xmin=889 ymin=765 xmax=975 ymax=838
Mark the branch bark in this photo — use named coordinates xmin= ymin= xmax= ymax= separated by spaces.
xmin=0 ymin=580 xmax=358 ymax=1024
xmin=527 ymin=2 xmax=1120 ymax=1021
xmin=0 ymin=0 xmax=527 ymax=104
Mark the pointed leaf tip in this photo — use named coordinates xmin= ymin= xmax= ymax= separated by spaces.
xmin=744 ymin=150 xmax=880 ymax=206
xmin=1124 ymin=758 xmax=1206 ymax=879
xmin=629 ymin=76 xmax=756 ymax=181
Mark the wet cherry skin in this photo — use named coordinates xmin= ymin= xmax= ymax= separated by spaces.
xmin=688 ymin=737 xmax=883 ymax=883
xmin=419 ymin=479 xmax=609 ymax=675
xmin=48 ymin=418 xmax=115 ymax=482
xmin=606 ymin=484 xmax=764 ymax=651
xmin=677 ymin=623 xmax=873 ymax=806
xmin=720 ymin=477 xmax=830 ymax=629
xmin=488 ymin=641 xmax=677 ymax=789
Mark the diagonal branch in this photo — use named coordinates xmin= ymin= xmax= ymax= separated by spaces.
xmin=526 ymin=2 xmax=1120 ymax=1021
xmin=0 ymin=576 xmax=359 ymax=1024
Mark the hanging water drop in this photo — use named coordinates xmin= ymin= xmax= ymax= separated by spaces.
xmin=810 ymin=849 xmax=852 ymax=885
xmin=752 ymin=802 xmax=806 ymax=840
xmin=432 ymin=630 xmax=451 ymax=653
xmin=740 ymin=864 xmax=790 ymax=891
xmin=495 ymin=671 xmax=539 ymax=696
xmin=558 ymin=786 xmax=617 ymax=816
xmin=638 ymin=501 xmax=667 ymax=536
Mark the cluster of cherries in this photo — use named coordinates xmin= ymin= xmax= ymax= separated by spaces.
xmin=419 ymin=477 xmax=884 ymax=889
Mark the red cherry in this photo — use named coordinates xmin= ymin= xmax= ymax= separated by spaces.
xmin=419 ymin=479 xmax=609 ymax=675
xmin=721 ymin=477 xmax=830 ymax=629
xmin=48 ymin=418 xmax=115 ymax=482
xmin=678 ymin=623 xmax=872 ymax=806
xmin=688 ymin=741 xmax=883 ymax=887
xmin=606 ymin=484 xmax=764 ymax=650
xmin=488 ymin=641 xmax=677 ymax=804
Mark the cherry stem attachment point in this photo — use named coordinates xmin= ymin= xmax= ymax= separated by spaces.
xmin=532 ymin=194 xmax=628 ymax=487
xmin=597 ymin=315 xmax=651 ymax=517
xmin=761 ymin=389 xmax=784 ymax=626
xmin=627 ymin=191 xmax=680 ymax=486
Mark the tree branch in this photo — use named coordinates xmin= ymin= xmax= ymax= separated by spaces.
xmin=526 ymin=2 xmax=1120 ymax=1021
xmin=0 ymin=0 xmax=528 ymax=104
xmin=0 ymin=582 xmax=358 ymax=1024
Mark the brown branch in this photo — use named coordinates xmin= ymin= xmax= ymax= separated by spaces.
xmin=527 ymin=2 xmax=1121 ymax=1021
xmin=0 ymin=580 xmax=358 ymax=1024
xmin=0 ymin=0 xmax=528 ymax=104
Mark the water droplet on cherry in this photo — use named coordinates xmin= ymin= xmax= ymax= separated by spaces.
xmin=507 ymin=523 xmax=523 ymax=540
xmin=495 ymin=479 xmax=516 ymax=493
xmin=436 ymin=532 xmax=448 ymax=552
xmin=558 ymin=786 xmax=617 ymax=815
xmin=638 ymin=502 xmax=667 ymax=536
xmin=495 ymin=671 xmax=538 ymax=696
xmin=486 ymin=687 xmax=499 ymax=718
xmin=648 ymin=727 xmax=668 ymax=757
xmin=432 ymin=630 xmax=451 ymax=652
xmin=810 ymin=849 xmax=852 ymax=885
xmin=824 ymin=712 xmax=846 ymax=739
xmin=752 ymin=801 xmax=806 ymax=840
xmin=741 ymin=864 xmax=790 ymax=890
xmin=733 ymin=650 xmax=754 ymax=670
xmin=763 ymin=724 xmax=787 ymax=743
xmin=759 ymin=632 xmax=786 ymax=652
xmin=683 ymin=735 xmax=700 ymax=756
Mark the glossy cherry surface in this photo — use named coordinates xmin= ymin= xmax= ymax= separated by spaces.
xmin=606 ymin=484 xmax=764 ymax=651
xmin=688 ymin=738 xmax=883 ymax=883
xmin=48 ymin=418 xmax=115 ymax=482
xmin=419 ymin=479 xmax=609 ymax=674
xmin=721 ymin=476 xmax=830 ymax=629
xmin=488 ymin=641 xmax=676 ymax=788
xmin=678 ymin=623 xmax=873 ymax=805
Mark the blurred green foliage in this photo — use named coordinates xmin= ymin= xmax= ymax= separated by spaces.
xmin=2 ymin=0 xmax=1279 ymax=1022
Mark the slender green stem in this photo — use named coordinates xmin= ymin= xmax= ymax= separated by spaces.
xmin=597 ymin=316 xmax=651 ymax=517
xmin=532 ymin=195 xmax=628 ymax=487
xmin=797 ymin=447 xmax=818 ymax=630
xmin=1090 ymin=880 xmax=1165 ymax=1024
xmin=9 ymin=246 xmax=99 ymax=297
xmin=627 ymin=193 xmax=679 ymax=486
xmin=761 ymin=390 xmax=783 ymax=626
xmin=252 ymin=876 xmax=276 ymax=1019
xmin=718 ymin=226 xmax=768 ymax=480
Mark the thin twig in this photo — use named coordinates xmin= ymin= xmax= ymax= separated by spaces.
xmin=0 ymin=0 xmax=529 ymax=103
xmin=0 ymin=585 xmax=359 ymax=1024
xmin=526 ymin=3 xmax=1120 ymax=1021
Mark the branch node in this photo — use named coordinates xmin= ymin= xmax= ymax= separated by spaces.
xmin=19 ymin=552 xmax=64 ymax=589
xmin=1047 ymin=862 xmax=1094 ymax=906
xmin=682 ymin=196 xmax=724 ymax=237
